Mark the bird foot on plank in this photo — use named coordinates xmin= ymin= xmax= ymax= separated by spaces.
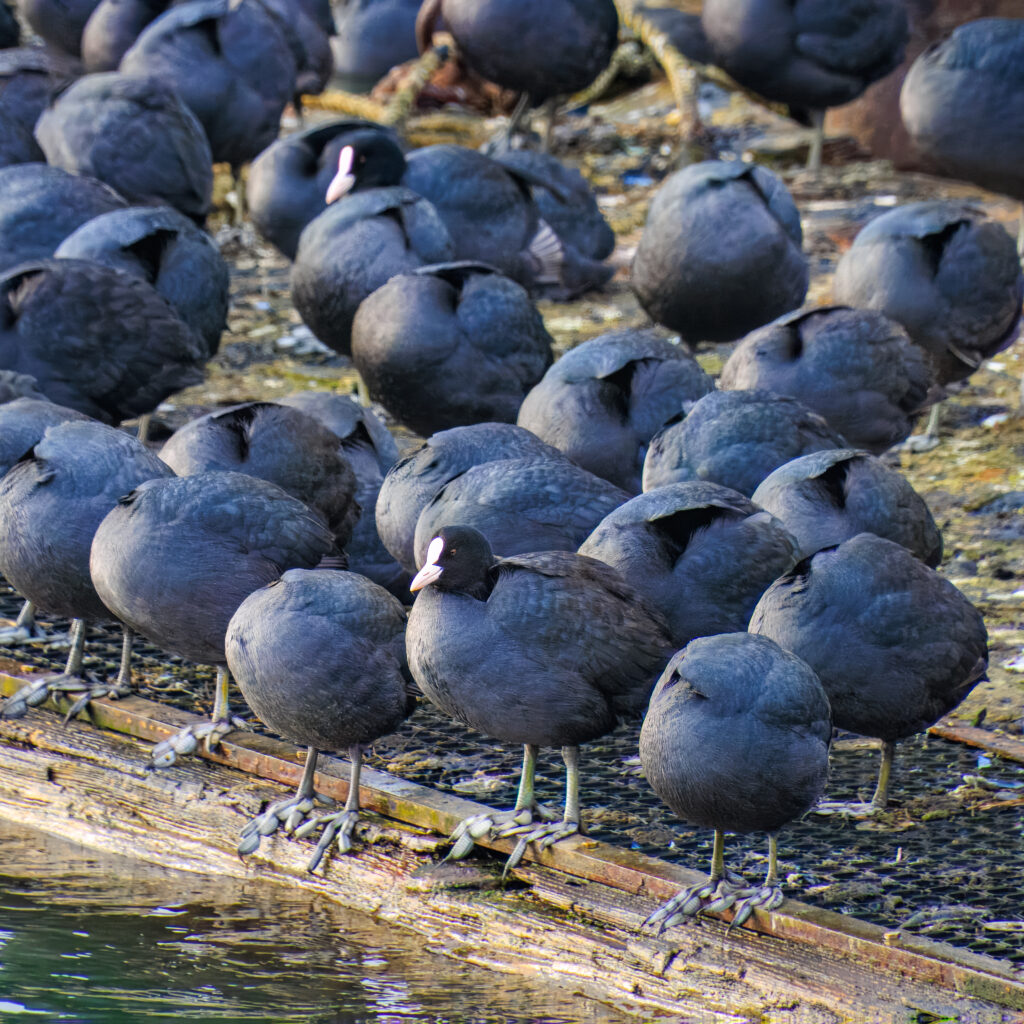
xmin=504 ymin=818 xmax=580 ymax=875
xmin=812 ymin=800 xmax=881 ymax=819
xmin=151 ymin=716 xmax=247 ymax=768
xmin=447 ymin=803 xmax=560 ymax=861
xmin=237 ymin=790 xmax=334 ymax=856
xmin=642 ymin=871 xmax=752 ymax=933
xmin=0 ymin=624 xmax=68 ymax=646
xmin=295 ymin=809 xmax=360 ymax=872
xmin=729 ymin=884 xmax=784 ymax=930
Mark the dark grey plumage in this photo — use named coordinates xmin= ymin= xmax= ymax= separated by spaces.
xmin=331 ymin=0 xmax=419 ymax=92
xmin=719 ymin=306 xmax=935 ymax=454
xmin=226 ymin=568 xmax=411 ymax=751
xmin=580 ymin=482 xmax=797 ymax=647
xmin=401 ymin=145 xmax=613 ymax=299
xmin=0 ymin=258 xmax=206 ymax=424
xmin=701 ymin=0 xmax=908 ymax=114
xmin=0 ymin=396 xmax=90 ymax=476
xmin=751 ymin=533 xmax=988 ymax=746
xmin=0 ymin=164 xmax=128 ymax=275
xmin=291 ymin=186 xmax=454 ymax=357
xmin=413 ymin=454 xmax=630 ymax=571
xmin=0 ymin=420 xmax=172 ymax=623
xmin=82 ymin=0 xmax=172 ymax=72
xmin=0 ymin=107 xmax=42 ymax=168
xmin=0 ymin=3 xmax=18 ymax=47
xmin=90 ymin=471 xmax=336 ymax=667
xmin=901 ymin=18 xmax=1024 ymax=203
xmin=490 ymin=149 xmax=615 ymax=262
xmin=159 ymin=402 xmax=360 ymax=550
xmin=642 ymin=390 xmax=843 ymax=497
xmin=0 ymin=370 xmax=45 ymax=405
xmin=0 ymin=48 xmax=79 ymax=136
xmin=119 ymin=0 xmax=297 ymax=170
xmin=408 ymin=526 xmax=673 ymax=745
xmin=55 ymin=205 xmax=229 ymax=357
xmin=352 ymin=262 xmax=554 ymax=437
xmin=631 ymin=161 xmax=808 ymax=344
xmin=416 ymin=0 xmax=619 ymax=104
xmin=751 ymin=448 xmax=942 ymax=567
xmin=516 ymin=330 xmax=714 ymax=494
xmin=257 ymin=0 xmax=333 ymax=106
xmin=375 ymin=422 xmax=561 ymax=574
xmin=641 ymin=633 xmax=831 ymax=835
xmin=248 ymin=120 xmax=405 ymax=259
xmin=277 ymin=391 xmax=406 ymax=597
xmin=832 ymin=202 xmax=1023 ymax=385
xmin=35 ymin=72 xmax=214 ymax=223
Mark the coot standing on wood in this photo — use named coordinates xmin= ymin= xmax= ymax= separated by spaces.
xmin=641 ymin=633 xmax=831 ymax=930
xmin=407 ymin=525 xmax=673 ymax=872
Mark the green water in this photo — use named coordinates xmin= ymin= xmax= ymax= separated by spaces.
xmin=0 ymin=824 xmax=625 ymax=1024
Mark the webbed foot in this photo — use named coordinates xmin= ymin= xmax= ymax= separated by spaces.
xmin=729 ymin=883 xmax=784 ymax=930
xmin=504 ymin=818 xmax=580 ymax=874
xmin=642 ymin=870 xmax=750 ymax=933
xmin=447 ymin=803 xmax=559 ymax=861
xmin=151 ymin=716 xmax=247 ymax=767
xmin=812 ymin=800 xmax=881 ymax=819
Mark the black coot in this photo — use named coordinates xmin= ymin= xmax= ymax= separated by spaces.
xmin=631 ymin=162 xmax=808 ymax=345
xmin=277 ymin=391 xmax=408 ymax=597
xmin=719 ymin=306 xmax=935 ymax=454
xmin=119 ymin=0 xmax=297 ymax=174
xmin=901 ymin=18 xmax=1024 ymax=247
xmin=701 ymin=0 xmax=908 ymax=171
xmin=642 ymin=390 xmax=843 ymax=497
xmin=158 ymin=402 xmax=361 ymax=550
xmin=291 ymin=186 xmax=454 ymax=357
xmin=90 ymin=471 xmax=336 ymax=765
xmin=641 ymin=633 xmax=831 ymax=931
xmin=16 ymin=0 xmax=103 ymax=55
xmin=0 ymin=420 xmax=173 ymax=719
xmin=579 ymin=481 xmax=797 ymax=648
xmin=351 ymin=261 xmax=554 ymax=436
xmin=248 ymin=120 xmax=404 ymax=259
xmin=411 ymin=453 xmax=629 ymax=571
xmin=0 ymin=108 xmax=42 ymax=168
xmin=516 ymin=330 xmax=713 ymax=494
xmin=0 ymin=164 xmax=127 ymax=274
xmin=0 ymin=258 xmax=206 ymax=424
xmin=35 ymin=72 xmax=214 ymax=223
xmin=55 ymin=205 xmax=229 ymax=358
xmin=751 ymin=448 xmax=942 ymax=566
xmin=407 ymin=525 xmax=673 ymax=870
xmin=332 ymin=0 xmax=420 ymax=93
xmin=375 ymin=421 xmax=558 ymax=574
xmin=227 ymin=568 xmax=414 ymax=870
xmin=751 ymin=533 xmax=988 ymax=813
xmin=0 ymin=48 xmax=79 ymax=136
xmin=81 ymin=0 xmax=172 ymax=71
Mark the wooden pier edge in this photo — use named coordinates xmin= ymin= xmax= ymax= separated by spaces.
xmin=0 ymin=667 xmax=1021 ymax=1021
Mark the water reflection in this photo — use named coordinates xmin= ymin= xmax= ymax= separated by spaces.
xmin=0 ymin=824 xmax=624 ymax=1024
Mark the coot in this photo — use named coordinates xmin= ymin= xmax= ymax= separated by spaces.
xmin=81 ymin=0 xmax=172 ymax=71
xmin=291 ymin=186 xmax=454 ymax=356
xmin=159 ymin=402 xmax=361 ymax=550
xmin=516 ymin=330 xmax=713 ymax=494
xmin=751 ymin=533 xmax=987 ymax=812
xmin=579 ymin=482 xmax=797 ymax=647
xmin=642 ymin=390 xmax=843 ymax=497
xmin=227 ymin=569 xmax=414 ymax=870
xmin=751 ymin=448 xmax=942 ymax=566
xmin=407 ymin=525 xmax=673 ymax=869
xmin=16 ymin=0 xmax=103 ymax=55
xmin=631 ymin=161 xmax=808 ymax=344
xmin=35 ymin=72 xmax=214 ymax=223
xmin=719 ymin=306 xmax=935 ymax=454
xmin=90 ymin=471 xmax=336 ymax=765
xmin=641 ymin=633 xmax=831 ymax=930
xmin=0 ymin=420 xmax=173 ymax=719
xmin=55 ymin=205 xmax=229 ymax=357
xmin=351 ymin=261 xmax=554 ymax=436
xmin=332 ymin=0 xmax=420 ymax=93
xmin=702 ymin=0 xmax=908 ymax=171
xmin=0 ymin=258 xmax=206 ymax=424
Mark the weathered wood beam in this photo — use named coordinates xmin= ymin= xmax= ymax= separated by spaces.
xmin=0 ymin=665 xmax=1021 ymax=1016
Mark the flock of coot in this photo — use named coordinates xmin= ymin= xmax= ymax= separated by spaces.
xmin=0 ymin=0 xmax=1019 ymax=932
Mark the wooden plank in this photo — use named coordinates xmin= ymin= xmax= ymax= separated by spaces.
xmin=0 ymin=709 xmax=1016 ymax=1024
xmin=1 ymin=667 xmax=1022 ymax=1016
xmin=928 ymin=722 xmax=1024 ymax=765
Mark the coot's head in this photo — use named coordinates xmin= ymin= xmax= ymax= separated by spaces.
xmin=325 ymin=130 xmax=406 ymax=203
xmin=410 ymin=525 xmax=494 ymax=594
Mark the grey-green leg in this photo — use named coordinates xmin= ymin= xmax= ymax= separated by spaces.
xmin=806 ymin=108 xmax=825 ymax=174
xmin=814 ymin=739 xmax=896 ymax=818
xmin=730 ymin=834 xmax=785 ymax=929
xmin=448 ymin=743 xmax=558 ymax=860
xmin=299 ymin=745 xmax=365 ymax=872
xmin=1 ymin=618 xmax=92 ymax=720
xmin=239 ymin=745 xmax=323 ymax=857
xmin=901 ymin=402 xmax=942 ymax=453
xmin=61 ymin=627 xmax=136 ymax=723
xmin=151 ymin=665 xmax=246 ymax=767
xmin=502 ymin=92 xmax=531 ymax=146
